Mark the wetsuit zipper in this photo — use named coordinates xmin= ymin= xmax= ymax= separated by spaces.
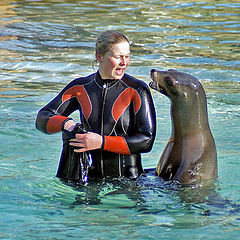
xmin=100 ymin=81 xmax=108 ymax=177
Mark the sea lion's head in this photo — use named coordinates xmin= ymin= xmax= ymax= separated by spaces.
xmin=149 ymin=69 xmax=203 ymax=101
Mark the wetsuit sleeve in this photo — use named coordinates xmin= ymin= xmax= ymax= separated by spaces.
xmin=102 ymin=85 xmax=156 ymax=155
xmin=103 ymin=136 xmax=130 ymax=155
xmin=36 ymin=81 xmax=80 ymax=134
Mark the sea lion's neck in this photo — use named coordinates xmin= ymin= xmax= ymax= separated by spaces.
xmin=171 ymin=100 xmax=209 ymax=137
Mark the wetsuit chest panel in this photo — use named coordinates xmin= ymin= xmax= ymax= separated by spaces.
xmin=62 ymin=85 xmax=92 ymax=120
xmin=102 ymin=82 xmax=141 ymax=136
xmin=111 ymin=87 xmax=141 ymax=123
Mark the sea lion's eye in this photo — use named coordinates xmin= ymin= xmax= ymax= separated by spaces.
xmin=164 ymin=77 xmax=173 ymax=87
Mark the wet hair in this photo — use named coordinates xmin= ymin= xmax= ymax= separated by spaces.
xmin=95 ymin=30 xmax=130 ymax=57
xmin=92 ymin=30 xmax=130 ymax=71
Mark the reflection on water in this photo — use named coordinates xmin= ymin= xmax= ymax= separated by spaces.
xmin=0 ymin=0 xmax=240 ymax=239
xmin=1 ymin=0 xmax=239 ymax=79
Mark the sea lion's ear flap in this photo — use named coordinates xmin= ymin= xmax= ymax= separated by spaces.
xmin=164 ymin=76 xmax=174 ymax=87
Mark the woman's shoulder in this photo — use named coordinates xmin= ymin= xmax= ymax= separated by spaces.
xmin=66 ymin=73 xmax=96 ymax=87
xmin=122 ymin=73 xmax=149 ymax=90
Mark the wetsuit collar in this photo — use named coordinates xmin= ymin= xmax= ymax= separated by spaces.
xmin=96 ymin=71 xmax=120 ymax=87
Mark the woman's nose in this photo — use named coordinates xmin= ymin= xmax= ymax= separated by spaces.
xmin=120 ymin=56 xmax=127 ymax=65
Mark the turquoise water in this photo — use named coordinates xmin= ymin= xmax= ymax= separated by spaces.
xmin=0 ymin=0 xmax=240 ymax=239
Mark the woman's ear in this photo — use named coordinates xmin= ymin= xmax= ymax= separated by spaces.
xmin=96 ymin=53 xmax=102 ymax=62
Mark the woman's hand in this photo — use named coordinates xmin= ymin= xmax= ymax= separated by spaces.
xmin=69 ymin=132 xmax=103 ymax=152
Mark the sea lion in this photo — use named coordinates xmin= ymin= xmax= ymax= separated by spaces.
xmin=149 ymin=69 xmax=217 ymax=184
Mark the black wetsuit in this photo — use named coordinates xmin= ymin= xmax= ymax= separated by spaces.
xmin=36 ymin=72 xmax=156 ymax=180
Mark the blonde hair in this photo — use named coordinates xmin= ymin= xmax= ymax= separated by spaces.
xmin=95 ymin=30 xmax=130 ymax=56
xmin=92 ymin=30 xmax=130 ymax=70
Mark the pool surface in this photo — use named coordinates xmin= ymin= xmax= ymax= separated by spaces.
xmin=0 ymin=0 xmax=240 ymax=239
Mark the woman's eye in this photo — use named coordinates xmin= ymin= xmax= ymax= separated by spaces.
xmin=114 ymin=55 xmax=130 ymax=59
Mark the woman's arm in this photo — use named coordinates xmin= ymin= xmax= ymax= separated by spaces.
xmin=35 ymin=81 xmax=80 ymax=134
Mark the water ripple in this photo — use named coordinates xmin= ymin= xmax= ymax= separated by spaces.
xmin=0 ymin=1 xmax=240 ymax=239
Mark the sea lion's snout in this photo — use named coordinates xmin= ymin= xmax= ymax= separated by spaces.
xmin=150 ymin=69 xmax=157 ymax=80
xmin=149 ymin=69 xmax=166 ymax=93
xmin=149 ymin=80 xmax=157 ymax=90
xmin=151 ymin=68 xmax=157 ymax=74
xmin=149 ymin=69 xmax=158 ymax=90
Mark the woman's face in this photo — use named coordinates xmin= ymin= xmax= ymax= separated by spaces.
xmin=97 ymin=41 xmax=130 ymax=80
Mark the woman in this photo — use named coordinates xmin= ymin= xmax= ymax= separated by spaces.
xmin=36 ymin=30 xmax=156 ymax=180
